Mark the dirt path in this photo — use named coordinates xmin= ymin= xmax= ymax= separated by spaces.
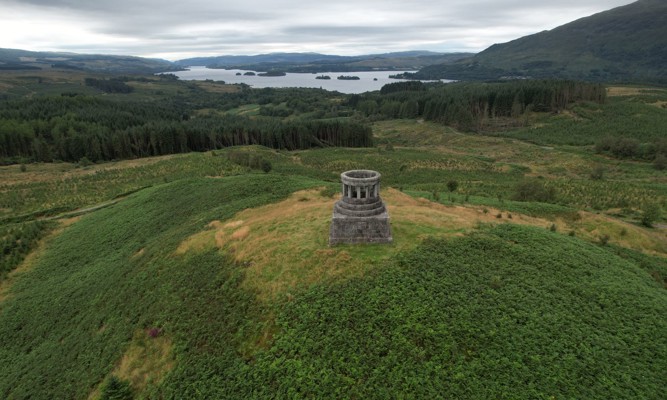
xmin=42 ymin=197 xmax=126 ymax=221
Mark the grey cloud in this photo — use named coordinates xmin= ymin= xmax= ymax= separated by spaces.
xmin=283 ymin=26 xmax=400 ymax=37
xmin=0 ymin=0 xmax=637 ymax=59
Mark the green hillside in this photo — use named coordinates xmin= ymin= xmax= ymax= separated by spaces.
xmin=248 ymin=225 xmax=666 ymax=398
xmin=411 ymin=0 xmax=667 ymax=83
xmin=0 ymin=175 xmax=318 ymax=398
xmin=0 ymin=172 xmax=665 ymax=398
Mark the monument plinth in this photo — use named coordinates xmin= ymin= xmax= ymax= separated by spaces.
xmin=329 ymin=170 xmax=393 ymax=245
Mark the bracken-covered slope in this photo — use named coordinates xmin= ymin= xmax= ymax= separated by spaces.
xmin=413 ymin=0 xmax=667 ymax=83
xmin=0 ymin=174 xmax=665 ymax=399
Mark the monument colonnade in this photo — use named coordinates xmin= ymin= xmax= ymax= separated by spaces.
xmin=341 ymin=170 xmax=380 ymax=200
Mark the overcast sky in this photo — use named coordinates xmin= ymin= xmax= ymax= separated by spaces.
xmin=1 ymin=0 xmax=635 ymax=61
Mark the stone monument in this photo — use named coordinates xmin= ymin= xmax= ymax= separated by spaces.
xmin=329 ymin=170 xmax=393 ymax=245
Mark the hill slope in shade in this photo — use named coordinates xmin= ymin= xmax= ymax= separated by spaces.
xmin=0 ymin=47 xmax=473 ymax=74
xmin=0 ymin=175 xmax=664 ymax=398
xmin=412 ymin=0 xmax=667 ymax=83
xmin=175 ymin=51 xmax=474 ymax=73
xmin=0 ymin=48 xmax=178 ymax=74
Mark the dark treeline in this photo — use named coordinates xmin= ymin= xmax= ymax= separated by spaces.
xmin=0 ymin=95 xmax=371 ymax=163
xmin=84 ymin=78 xmax=134 ymax=94
xmin=350 ymin=80 xmax=606 ymax=131
xmin=380 ymin=81 xmax=426 ymax=95
xmin=595 ymin=136 xmax=667 ymax=168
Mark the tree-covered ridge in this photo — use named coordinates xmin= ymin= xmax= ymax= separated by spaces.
xmin=2 ymin=77 xmax=664 ymax=167
xmin=0 ymin=87 xmax=372 ymax=163
xmin=351 ymin=80 xmax=606 ymax=131
xmin=1 ymin=79 xmax=598 ymax=164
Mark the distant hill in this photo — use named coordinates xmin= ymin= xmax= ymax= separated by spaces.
xmin=409 ymin=0 xmax=667 ymax=83
xmin=175 ymin=51 xmax=473 ymax=73
xmin=175 ymin=52 xmax=351 ymax=67
xmin=0 ymin=48 xmax=178 ymax=74
xmin=0 ymin=48 xmax=474 ymax=75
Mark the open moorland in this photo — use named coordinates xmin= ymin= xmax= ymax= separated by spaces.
xmin=0 ymin=69 xmax=666 ymax=399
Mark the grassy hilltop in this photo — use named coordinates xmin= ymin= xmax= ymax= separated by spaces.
xmin=0 ymin=70 xmax=666 ymax=398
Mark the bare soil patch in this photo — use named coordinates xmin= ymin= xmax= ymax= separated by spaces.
xmin=195 ymin=82 xmax=241 ymax=93
xmin=607 ymin=87 xmax=644 ymax=97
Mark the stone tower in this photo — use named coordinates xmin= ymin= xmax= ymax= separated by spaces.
xmin=329 ymin=170 xmax=393 ymax=245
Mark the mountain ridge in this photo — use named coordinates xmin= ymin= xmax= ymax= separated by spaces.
xmin=174 ymin=51 xmax=473 ymax=73
xmin=409 ymin=0 xmax=667 ymax=83
xmin=174 ymin=50 xmax=450 ymax=66
xmin=0 ymin=47 xmax=473 ymax=74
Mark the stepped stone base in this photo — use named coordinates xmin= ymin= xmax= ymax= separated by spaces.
xmin=329 ymin=212 xmax=393 ymax=245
